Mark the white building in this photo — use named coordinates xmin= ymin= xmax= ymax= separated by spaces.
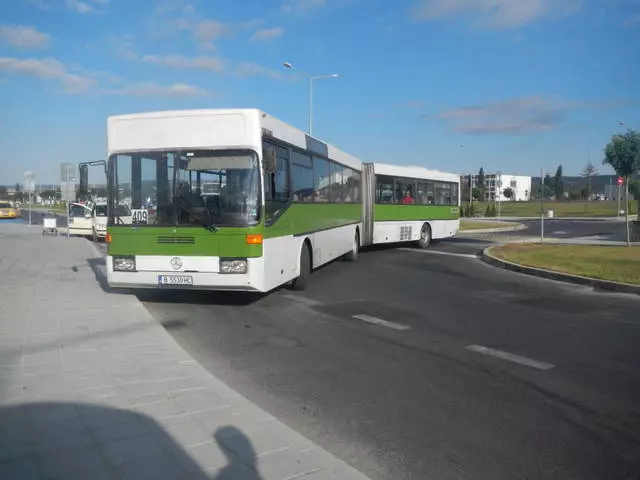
xmin=460 ymin=173 xmax=532 ymax=202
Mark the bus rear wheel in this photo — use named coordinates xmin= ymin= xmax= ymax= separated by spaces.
xmin=290 ymin=244 xmax=311 ymax=291
xmin=417 ymin=223 xmax=431 ymax=249
xmin=343 ymin=230 xmax=359 ymax=262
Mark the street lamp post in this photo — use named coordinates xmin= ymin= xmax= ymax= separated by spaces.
xmin=283 ymin=62 xmax=339 ymax=136
xmin=616 ymin=121 xmax=625 ymax=216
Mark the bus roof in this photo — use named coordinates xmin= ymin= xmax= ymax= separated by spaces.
xmin=107 ymin=108 xmax=362 ymax=171
xmin=370 ymin=163 xmax=460 ymax=184
xmin=260 ymin=112 xmax=362 ymax=171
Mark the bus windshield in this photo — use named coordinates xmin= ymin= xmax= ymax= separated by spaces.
xmin=107 ymin=149 xmax=261 ymax=228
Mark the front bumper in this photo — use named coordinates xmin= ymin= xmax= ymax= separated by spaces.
xmin=106 ymin=256 xmax=266 ymax=292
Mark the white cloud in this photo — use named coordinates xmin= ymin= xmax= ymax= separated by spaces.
xmin=25 ymin=0 xmax=51 ymax=9
xmin=405 ymin=101 xmax=424 ymax=108
xmin=65 ymin=0 xmax=109 ymax=15
xmin=0 ymin=25 xmax=51 ymax=49
xmin=193 ymin=20 xmax=232 ymax=42
xmin=106 ymin=34 xmax=138 ymax=60
xmin=137 ymin=54 xmax=284 ymax=80
xmin=282 ymin=0 xmax=326 ymax=14
xmin=241 ymin=19 xmax=265 ymax=30
xmin=425 ymin=95 xmax=630 ymax=135
xmin=409 ymin=0 xmax=582 ymax=29
xmin=249 ymin=27 xmax=284 ymax=43
xmin=141 ymin=54 xmax=226 ymax=72
xmin=197 ymin=42 xmax=216 ymax=52
xmin=235 ymin=62 xmax=284 ymax=79
xmin=153 ymin=0 xmax=195 ymax=15
xmin=0 ymin=57 xmax=96 ymax=93
xmin=105 ymin=82 xmax=213 ymax=97
xmin=624 ymin=13 xmax=640 ymax=26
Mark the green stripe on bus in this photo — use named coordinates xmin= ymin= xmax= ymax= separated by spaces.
xmin=264 ymin=203 xmax=361 ymax=238
xmin=107 ymin=227 xmax=263 ymax=257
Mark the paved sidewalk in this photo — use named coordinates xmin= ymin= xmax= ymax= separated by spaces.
xmin=0 ymin=223 xmax=372 ymax=480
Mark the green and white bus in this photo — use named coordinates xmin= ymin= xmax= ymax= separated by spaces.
xmin=360 ymin=163 xmax=460 ymax=248
xmin=105 ymin=108 xmax=460 ymax=293
xmin=106 ymin=108 xmax=362 ymax=292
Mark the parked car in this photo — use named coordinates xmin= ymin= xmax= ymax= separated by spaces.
xmin=0 ymin=202 xmax=20 ymax=219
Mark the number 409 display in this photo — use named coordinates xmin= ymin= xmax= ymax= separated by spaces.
xmin=131 ymin=209 xmax=148 ymax=224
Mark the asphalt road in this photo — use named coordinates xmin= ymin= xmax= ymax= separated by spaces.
xmin=432 ymin=218 xmax=631 ymax=256
xmin=140 ymin=240 xmax=640 ymax=480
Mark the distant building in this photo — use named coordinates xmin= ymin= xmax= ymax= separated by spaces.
xmin=460 ymin=173 xmax=532 ymax=202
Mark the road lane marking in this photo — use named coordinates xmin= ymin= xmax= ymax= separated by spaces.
xmin=352 ymin=314 xmax=410 ymax=331
xmin=280 ymin=294 xmax=324 ymax=307
xmin=465 ymin=345 xmax=555 ymax=370
xmin=399 ymin=248 xmax=478 ymax=259
xmin=552 ymin=231 xmax=567 ymax=235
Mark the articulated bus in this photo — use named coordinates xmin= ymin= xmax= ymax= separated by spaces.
xmin=105 ymin=108 xmax=459 ymax=293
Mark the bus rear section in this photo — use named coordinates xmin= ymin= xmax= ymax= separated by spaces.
xmin=361 ymin=163 xmax=460 ymax=248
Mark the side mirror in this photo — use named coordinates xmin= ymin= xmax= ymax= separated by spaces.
xmin=263 ymin=146 xmax=277 ymax=174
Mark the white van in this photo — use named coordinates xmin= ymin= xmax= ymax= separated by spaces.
xmin=91 ymin=203 xmax=108 ymax=241
xmin=67 ymin=203 xmax=92 ymax=237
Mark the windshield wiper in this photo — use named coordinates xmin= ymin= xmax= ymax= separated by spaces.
xmin=202 ymin=210 xmax=219 ymax=233
xmin=174 ymin=196 xmax=219 ymax=233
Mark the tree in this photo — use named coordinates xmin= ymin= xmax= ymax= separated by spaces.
xmin=568 ymin=188 xmax=581 ymax=201
xmin=554 ymin=165 xmax=564 ymax=199
xmin=629 ymin=180 xmax=640 ymax=222
xmin=581 ymin=161 xmax=598 ymax=200
xmin=503 ymin=187 xmax=514 ymax=200
xmin=543 ymin=173 xmax=554 ymax=198
xmin=478 ymin=167 xmax=486 ymax=201
xmin=472 ymin=187 xmax=481 ymax=201
xmin=603 ymin=129 xmax=640 ymax=245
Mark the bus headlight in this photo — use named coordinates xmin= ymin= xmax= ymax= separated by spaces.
xmin=113 ymin=256 xmax=136 ymax=272
xmin=219 ymin=258 xmax=247 ymax=274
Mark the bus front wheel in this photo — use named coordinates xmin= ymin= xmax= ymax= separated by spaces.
xmin=417 ymin=223 xmax=431 ymax=249
xmin=290 ymin=244 xmax=311 ymax=291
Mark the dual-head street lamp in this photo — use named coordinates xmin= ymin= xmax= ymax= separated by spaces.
xmin=283 ymin=62 xmax=339 ymax=136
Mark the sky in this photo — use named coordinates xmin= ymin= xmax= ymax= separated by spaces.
xmin=1 ymin=0 xmax=639 ymax=185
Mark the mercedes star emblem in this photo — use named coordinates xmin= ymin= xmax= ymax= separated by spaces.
xmin=170 ymin=257 xmax=182 ymax=270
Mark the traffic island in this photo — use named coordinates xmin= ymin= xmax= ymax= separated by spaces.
xmin=482 ymin=243 xmax=640 ymax=295
xmin=459 ymin=219 xmax=525 ymax=234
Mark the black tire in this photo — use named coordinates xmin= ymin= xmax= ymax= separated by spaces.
xmin=290 ymin=244 xmax=311 ymax=291
xmin=343 ymin=230 xmax=359 ymax=262
xmin=417 ymin=223 xmax=431 ymax=249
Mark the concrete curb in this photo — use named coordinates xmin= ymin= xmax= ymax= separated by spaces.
xmin=481 ymin=245 xmax=640 ymax=296
xmin=459 ymin=223 xmax=527 ymax=234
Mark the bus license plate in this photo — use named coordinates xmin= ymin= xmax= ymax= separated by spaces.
xmin=158 ymin=275 xmax=193 ymax=285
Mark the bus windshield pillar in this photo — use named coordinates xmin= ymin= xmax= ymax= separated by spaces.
xmin=131 ymin=156 xmax=142 ymax=208
xmin=156 ymin=156 xmax=169 ymax=205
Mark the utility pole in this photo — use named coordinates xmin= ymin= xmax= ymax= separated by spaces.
xmin=540 ymin=168 xmax=545 ymax=242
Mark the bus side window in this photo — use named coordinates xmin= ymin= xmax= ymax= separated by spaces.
xmin=264 ymin=142 xmax=291 ymax=223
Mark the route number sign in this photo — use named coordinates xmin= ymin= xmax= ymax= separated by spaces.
xmin=131 ymin=209 xmax=149 ymax=224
